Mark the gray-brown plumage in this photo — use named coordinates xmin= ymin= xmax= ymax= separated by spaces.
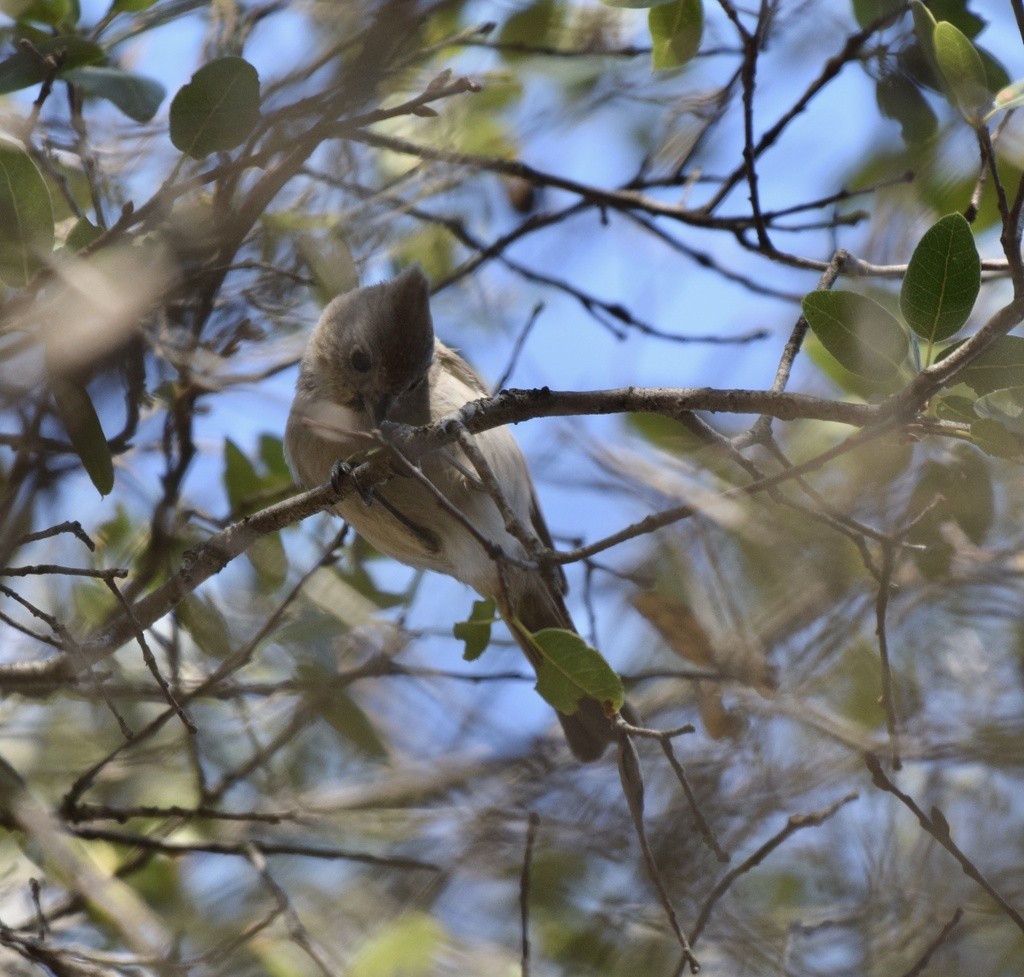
xmin=285 ymin=267 xmax=615 ymax=760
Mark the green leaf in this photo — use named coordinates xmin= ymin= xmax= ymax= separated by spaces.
xmin=933 ymin=20 xmax=990 ymax=123
xmin=971 ymin=417 xmax=1024 ymax=459
xmin=851 ymin=0 xmax=903 ymax=29
xmin=111 ymin=0 xmax=158 ymax=11
xmin=348 ymin=913 xmax=445 ymax=977
xmin=977 ymin=46 xmax=1010 ymax=94
xmin=602 ymin=0 xmax=677 ymax=7
xmin=528 ymin=628 xmax=624 ymax=716
xmin=497 ymin=0 xmax=564 ymax=57
xmin=300 ymin=670 xmax=388 ymax=760
xmin=50 ymin=377 xmax=114 ymax=496
xmin=974 ymin=388 xmax=1024 ymax=437
xmin=801 ymin=291 xmax=909 ymax=381
xmin=169 ymin=56 xmax=260 ymax=159
xmin=63 ymin=66 xmax=165 ymax=122
xmin=0 ymin=139 xmax=53 ymax=286
xmin=875 ymin=72 xmax=937 ymax=144
xmin=223 ymin=437 xmax=261 ymax=512
xmin=178 ymin=594 xmax=233 ymax=659
xmin=911 ymin=1 xmax=939 ymax=71
xmin=900 ymin=213 xmax=980 ymax=346
xmin=987 ymin=77 xmax=1024 ymax=120
xmin=454 ymin=598 xmax=496 ymax=661
xmin=65 ymin=216 xmax=101 ymax=252
xmin=0 ymin=34 xmax=105 ymax=95
xmin=0 ymin=0 xmax=73 ymax=25
xmin=925 ymin=0 xmax=984 ymax=38
xmin=940 ymin=336 xmax=1024 ymax=394
xmin=649 ymin=0 xmax=703 ymax=71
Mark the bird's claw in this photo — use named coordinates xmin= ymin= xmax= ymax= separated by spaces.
xmin=330 ymin=460 xmax=374 ymax=505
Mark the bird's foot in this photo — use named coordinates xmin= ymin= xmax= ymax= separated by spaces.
xmin=330 ymin=460 xmax=374 ymax=505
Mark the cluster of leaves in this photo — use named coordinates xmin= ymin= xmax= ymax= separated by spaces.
xmin=2 ymin=0 xmax=1024 ymax=975
xmin=0 ymin=0 xmax=262 ymax=497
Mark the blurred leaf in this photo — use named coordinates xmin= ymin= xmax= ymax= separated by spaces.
xmin=63 ymin=66 xmax=165 ymax=122
xmin=0 ymin=0 xmax=72 ymax=25
xmin=940 ymin=336 xmax=1024 ymax=394
xmin=297 ymin=232 xmax=358 ymax=305
xmin=112 ymin=0 xmax=158 ymax=10
xmin=633 ymin=590 xmax=715 ymax=667
xmin=899 ymin=213 xmax=980 ymax=346
xmin=529 ymin=628 xmax=624 ymax=715
xmin=970 ymin=416 xmax=1024 ymax=459
xmin=455 ymin=597 xmax=496 ymax=661
xmin=977 ymin=45 xmax=1010 ymax=94
xmin=394 ymin=224 xmax=454 ymax=282
xmin=0 ymin=139 xmax=53 ymax=286
xmin=852 ymin=0 xmax=903 ymax=28
xmin=831 ymin=641 xmax=886 ymax=728
xmin=0 ymin=33 xmax=104 ymax=94
xmin=259 ymin=433 xmax=292 ymax=483
xmin=802 ymin=291 xmax=909 ymax=381
xmin=304 ymin=567 xmax=381 ymax=628
xmin=875 ymin=72 xmax=937 ymax=144
xmin=348 ymin=912 xmax=444 ymax=977
xmin=649 ymin=0 xmax=703 ymax=71
xmin=911 ymin=1 xmax=939 ymax=73
xmin=924 ymin=0 xmax=984 ymax=38
xmin=223 ymin=438 xmax=261 ymax=513
xmin=301 ymin=670 xmax=388 ymax=760
xmin=932 ymin=391 xmax=977 ymax=424
xmin=907 ymin=448 xmax=993 ymax=579
xmin=987 ymin=77 xmax=1024 ymax=119
xmin=49 ymin=377 xmax=113 ymax=496
xmin=169 ymin=56 xmax=260 ymax=159
xmin=65 ymin=216 xmax=102 ymax=252
xmin=337 ymin=565 xmax=405 ymax=610
xmin=602 ymin=0 xmax=677 ymax=7
xmin=626 ymin=412 xmax=705 ymax=453
xmin=933 ymin=20 xmax=990 ymax=123
xmin=247 ymin=533 xmax=288 ymax=591
xmin=497 ymin=0 xmax=563 ymax=58
xmin=974 ymin=387 xmax=1024 ymax=436
xmin=178 ymin=594 xmax=233 ymax=659
xmin=696 ymin=681 xmax=745 ymax=740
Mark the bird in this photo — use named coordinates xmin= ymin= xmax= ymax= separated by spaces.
xmin=285 ymin=266 xmax=617 ymax=760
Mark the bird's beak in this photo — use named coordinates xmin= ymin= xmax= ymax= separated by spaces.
xmin=368 ymin=392 xmax=394 ymax=428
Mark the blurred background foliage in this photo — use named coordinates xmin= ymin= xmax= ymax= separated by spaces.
xmin=1 ymin=0 xmax=1023 ymax=974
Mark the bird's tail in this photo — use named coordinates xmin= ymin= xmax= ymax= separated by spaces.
xmin=500 ymin=575 xmax=618 ymax=762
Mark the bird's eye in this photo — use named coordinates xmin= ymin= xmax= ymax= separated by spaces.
xmin=349 ymin=348 xmax=372 ymax=373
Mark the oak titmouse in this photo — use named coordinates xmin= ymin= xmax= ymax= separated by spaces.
xmin=285 ymin=267 xmax=616 ymax=760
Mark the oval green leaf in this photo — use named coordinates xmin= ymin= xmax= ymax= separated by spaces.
xmin=801 ymin=290 xmax=909 ymax=381
xmin=529 ymin=628 xmax=624 ymax=715
xmin=0 ymin=34 xmax=104 ymax=95
xmin=909 ymin=0 xmax=937 ymax=69
xmin=933 ymin=20 xmax=990 ymax=123
xmin=601 ymin=0 xmax=677 ymax=8
xmin=939 ymin=336 xmax=1024 ymax=394
xmin=455 ymin=597 xmax=496 ymax=661
xmin=0 ymin=139 xmax=54 ymax=286
xmin=0 ymin=0 xmax=73 ymax=26
xmin=987 ymin=77 xmax=1024 ymax=120
xmin=875 ymin=72 xmax=937 ymax=144
xmin=50 ymin=377 xmax=114 ymax=496
xmin=649 ymin=0 xmax=703 ymax=71
xmin=169 ymin=56 xmax=260 ymax=159
xmin=63 ymin=66 xmax=165 ymax=122
xmin=900 ymin=213 xmax=980 ymax=345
